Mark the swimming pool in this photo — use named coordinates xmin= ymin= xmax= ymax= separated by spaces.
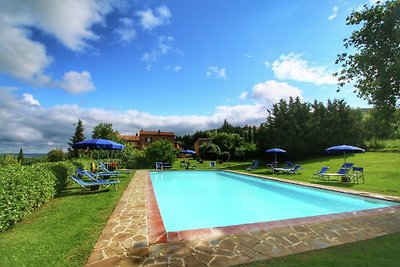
xmin=149 ymin=171 xmax=398 ymax=232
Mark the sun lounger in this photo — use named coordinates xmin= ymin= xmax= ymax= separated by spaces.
xmin=321 ymin=168 xmax=348 ymax=181
xmin=246 ymin=160 xmax=259 ymax=171
xmin=286 ymin=161 xmax=294 ymax=168
xmin=98 ymin=162 xmax=121 ymax=176
xmin=341 ymin=163 xmax=354 ymax=170
xmin=273 ymin=164 xmax=302 ymax=174
xmin=77 ymin=168 xmax=116 ymax=181
xmin=313 ymin=166 xmax=330 ymax=179
xmin=71 ymin=175 xmax=119 ymax=193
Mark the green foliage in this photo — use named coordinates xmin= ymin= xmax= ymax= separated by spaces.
xmin=35 ymin=161 xmax=76 ymax=194
xmin=258 ymin=97 xmax=364 ymax=158
xmin=118 ymin=143 xmax=147 ymax=169
xmin=335 ymin=0 xmax=400 ymax=114
xmin=145 ymin=139 xmax=177 ymax=165
xmin=17 ymin=148 xmax=24 ymax=164
xmin=218 ymin=151 xmax=231 ymax=162
xmin=47 ymin=148 xmax=65 ymax=162
xmin=0 ymin=155 xmax=19 ymax=167
xmin=365 ymin=139 xmax=400 ymax=151
xmin=68 ymin=119 xmax=86 ymax=158
xmin=92 ymin=122 xmax=118 ymax=140
xmin=0 ymin=165 xmax=56 ymax=231
xmin=200 ymin=142 xmax=221 ymax=160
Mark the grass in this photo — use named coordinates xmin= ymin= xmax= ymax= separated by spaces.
xmin=0 ymin=172 xmax=133 ymax=267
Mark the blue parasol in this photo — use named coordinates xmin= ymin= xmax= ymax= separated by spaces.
xmin=325 ymin=144 xmax=365 ymax=163
xmin=180 ymin=149 xmax=196 ymax=155
xmin=265 ymin=148 xmax=287 ymax=162
xmin=72 ymin=139 xmax=125 ymax=150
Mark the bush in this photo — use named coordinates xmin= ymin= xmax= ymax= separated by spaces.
xmin=118 ymin=143 xmax=147 ymax=169
xmin=0 ymin=165 xmax=56 ymax=231
xmin=47 ymin=149 xmax=65 ymax=162
xmin=200 ymin=143 xmax=221 ymax=160
xmin=218 ymin=151 xmax=231 ymax=162
xmin=0 ymin=154 xmax=20 ymax=167
xmin=35 ymin=161 xmax=76 ymax=194
xmin=145 ymin=139 xmax=177 ymax=167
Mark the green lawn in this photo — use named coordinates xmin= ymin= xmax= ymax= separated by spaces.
xmin=0 ymin=172 xmax=133 ymax=267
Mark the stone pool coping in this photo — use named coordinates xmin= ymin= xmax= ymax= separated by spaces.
xmin=86 ymin=170 xmax=400 ymax=266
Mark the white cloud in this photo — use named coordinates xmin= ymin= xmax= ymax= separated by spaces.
xmin=136 ymin=5 xmax=171 ymax=31
xmin=115 ymin=17 xmax=136 ymax=43
xmin=328 ymin=6 xmax=339 ymax=20
xmin=174 ymin=65 xmax=182 ymax=72
xmin=272 ymin=53 xmax=337 ymax=85
xmin=264 ymin=61 xmax=270 ymax=68
xmin=0 ymin=0 xmax=119 ymax=91
xmin=244 ymin=54 xmax=252 ymax=58
xmin=0 ymin=22 xmax=53 ymax=81
xmin=141 ymin=35 xmax=178 ymax=70
xmin=239 ymin=92 xmax=248 ymax=100
xmin=1 ymin=0 xmax=117 ymax=51
xmin=0 ymin=88 xmax=272 ymax=153
xmin=22 ymin=93 xmax=40 ymax=106
xmin=251 ymin=80 xmax=302 ymax=105
xmin=206 ymin=66 xmax=227 ymax=79
xmin=58 ymin=71 xmax=95 ymax=94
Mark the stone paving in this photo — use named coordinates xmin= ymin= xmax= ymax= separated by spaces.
xmin=86 ymin=170 xmax=400 ymax=267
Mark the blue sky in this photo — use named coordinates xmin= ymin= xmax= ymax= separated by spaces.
xmin=0 ymin=0 xmax=378 ymax=153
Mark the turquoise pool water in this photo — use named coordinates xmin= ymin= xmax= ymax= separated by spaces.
xmin=149 ymin=171 xmax=398 ymax=232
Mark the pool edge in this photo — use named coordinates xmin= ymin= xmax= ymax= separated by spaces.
xmin=146 ymin=170 xmax=400 ymax=244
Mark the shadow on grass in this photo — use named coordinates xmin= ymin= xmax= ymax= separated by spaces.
xmin=310 ymin=181 xmax=356 ymax=188
xmin=56 ymin=186 xmax=112 ymax=198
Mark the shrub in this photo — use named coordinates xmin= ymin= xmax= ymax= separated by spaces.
xmin=0 ymin=154 xmax=20 ymax=167
xmin=145 ymin=140 xmax=177 ymax=167
xmin=218 ymin=151 xmax=231 ymax=162
xmin=118 ymin=143 xmax=147 ymax=169
xmin=47 ymin=148 xmax=65 ymax=162
xmin=0 ymin=165 xmax=56 ymax=231
xmin=35 ymin=161 xmax=76 ymax=194
xmin=200 ymin=143 xmax=221 ymax=160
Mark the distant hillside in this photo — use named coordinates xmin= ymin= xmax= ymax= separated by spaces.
xmin=1 ymin=153 xmax=46 ymax=158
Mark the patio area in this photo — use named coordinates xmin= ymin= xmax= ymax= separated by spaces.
xmin=86 ymin=170 xmax=400 ymax=267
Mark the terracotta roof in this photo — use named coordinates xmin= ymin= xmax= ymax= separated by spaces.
xmin=120 ymin=135 xmax=139 ymax=141
xmin=139 ymin=130 xmax=175 ymax=137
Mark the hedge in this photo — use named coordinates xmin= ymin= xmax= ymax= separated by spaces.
xmin=35 ymin=161 xmax=76 ymax=194
xmin=0 ymin=165 xmax=56 ymax=231
xmin=0 ymin=161 xmax=77 ymax=231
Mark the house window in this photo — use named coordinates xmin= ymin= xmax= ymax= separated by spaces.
xmin=146 ymin=137 xmax=152 ymax=143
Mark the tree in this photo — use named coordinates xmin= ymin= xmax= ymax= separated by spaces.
xmin=335 ymin=0 xmax=400 ymax=115
xmin=145 ymin=139 xmax=177 ymax=165
xmin=47 ymin=148 xmax=65 ymax=162
xmin=68 ymin=119 xmax=85 ymax=158
xmin=17 ymin=148 xmax=24 ymax=164
xmin=92 ymin=123 xmax=118 ymax=141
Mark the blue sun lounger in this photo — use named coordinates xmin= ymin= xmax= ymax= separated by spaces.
xmin=321 ymin=167 xmax=348 ymax=181
xmin=313 ymin=166 xmax=330 ymax=179
xmin=246 ymin=160 xmax=259 ymax=171
xmin=273 ymin=164 xmax=302 ymax=174
xmin=71 ymin=175 xmax=119 ymax=193
xmin=77 ymin=168 xmax=117 ymax=181
xmin=98 ymin=162 xmax=121 ymax=176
